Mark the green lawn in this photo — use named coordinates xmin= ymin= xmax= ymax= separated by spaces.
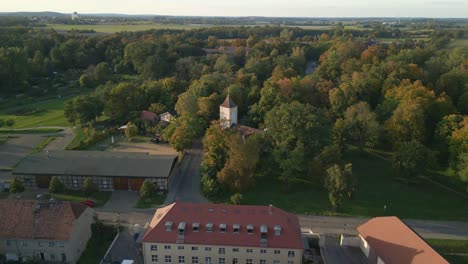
xmin=65 ymin=127 xmax=87 ymax=150
xmin=427 ymin=239 xmax=468 ymax=264
xmin=0 ymin=128 xmax=63 ymax=134
xmin=222 ymin=149 xmax=468 ymax=221
xmin=31 ymin=136 xmax=56 ymax=154
xmin=77 ymin=223 xmax=117 ymax=264
xmin=47 ymin=23 xmax=204 ymax=33
xmin=52 ymin=190 xmax=112 ymax=207
xmin=443 ymin=255 xmax=468 ymax=264
xmin=0 ymin=97 xmax=71 ymax=128
xmin=451 ymin=37 xmax=468 ymax=48
xmin=135 ymin=194 xmax=167 ymax=209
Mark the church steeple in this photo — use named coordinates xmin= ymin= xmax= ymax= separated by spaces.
xmin=220 ymin=94 xmax=238 ymax=129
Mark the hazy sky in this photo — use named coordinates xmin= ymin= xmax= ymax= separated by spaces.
xmin=1 ymin=0 xmax=467 ymax=18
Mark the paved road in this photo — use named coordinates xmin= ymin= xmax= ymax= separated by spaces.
xmin=299 ymin=215 xmax=468 ymax=240
xmin=164 ymin=141 xmax=209 ymax=205
xmin=44 ymin=126 xmax=74 ymax=151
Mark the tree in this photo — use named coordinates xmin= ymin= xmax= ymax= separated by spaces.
xmin=385 ymin=100 xmax=426 ymax=145
xmin=148 ymin=103 xmax=167 ymax=115
xmin=79 ymin=74 xmax=95 ymax=88
xmin=125 ymin=122 xmax=138 ymax=139
xmin=164 ymin=115 xmax=205 ymax=152
xmin=48 ymin=176 xmax=65 ymax=194
xmin=64 ymin=100 xmax=77 ymax=125
xmin=392 ymin=140 xmax=435 ymax=182
xmin=140 ymin=180 xmax=156 ymax=199
xmin=343 ymin=102 xmax=380 ymax=152
xmin=94 ymin=62 xmax=113 ymax=84
xmin=9 ymin=177 xmax=24 ymax=194
xmin=82 ymin=177 xmax=98 ymax=198
xmin=324 ymin=163 xmax=353 ymax=211
xmin=5 ymin=119 xmax=14 ymax=127
xmin=217 ymin=134 xmax=260 ymax=192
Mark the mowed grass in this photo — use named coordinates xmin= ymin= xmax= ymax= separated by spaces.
xmin=427 ymin=239 xmax=468 ymax=264
xmin=452 ymin=38 xmax=468 ymax=48
xmin=77 ymin=224 xmax=117 ymax=264
xmin=52 ymin=190 xmax=112 ymax=207
xmin=47 ymin=23 xmax=205 ymax=33
xmin=0 ymin=98 xmax=70 ymax=128
xmin=233 ymin=149 xmax=468 ymax=221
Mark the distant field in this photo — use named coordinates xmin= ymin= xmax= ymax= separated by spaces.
xmin=0 ymin=97 xmax=71 ymax=128
xmin=451 ymin=37 xmax=468 ymax=48
xmin=47 ymin=23 xmax=209 ymax=33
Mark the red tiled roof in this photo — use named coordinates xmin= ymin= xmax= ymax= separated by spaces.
xmin=140 ymin=110 xmax=157 ymax=122
xmin=234 ymin=124 xmax=262 ymax=137
xmin=220 ymin=95 xmax=237 ymax=108
xmin=357 ymin=216 xmax=448 ymax=264
xmin=0 ymin=200 xmax=89 ymax=241
xmin=142 ymin=202 xmax=302 ymax=249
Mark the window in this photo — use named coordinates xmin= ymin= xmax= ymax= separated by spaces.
xmin=165 ymin=222 xmax=173 ymax=231
xmin=191 ymin=246 xmax=198 ymax=251
xmin=260 ymin=249 xmax=267 ymax=254
xmin=288 ymin=251 xmax=295 ymax=257
xmin=205 ymin=247 xmax=211 ymax=251
xmin=191 ymin=257 xmax=198 ymax=264
xmin=38 ymin=241 xmax=43 ymax=247
xmin=152 ymin=255 xmax=158 ymax=262
xmin=164 ymin=245 xmax=171 ymax=250
xmin=178 ymin=256 xmax=185 ymax=263
xmin=274 ymin=250 xmax=280 ymax=254
xmin=192 ymin=222 xmax=200 ymax=232
xmin=247 ymin=224 xmax=253 ymax=234
xmin=274 ymin=225 xmax=281 ymax=236
xmin=233 ymin=224 xmax=240 ymax=233
xmin=205 ymin=257 xmax=212 ymax=264
xmin=246 ymin=259 xmax=252 ymax=264
xmin=61 ymin=253 xmax=67 ymax=262
xmin=219 ymin=258 xmax=225 ymax=264
xmin=232 ymin=248 xmax=239 ymax=252
xmin=165 ymin=255 xmax=172 ymax=263
xmin=58 ymin=241 xmax=64 ymax=247
xmin=151 ymin=245 xmax=158 ymax=251
xmin=287 ymin=261 xmax=294 ymax=264
xmin=219 ymin=248 xmax=225 ymax=254
xmin=232 ymin=258 xmax=238 ymax=264
xmin=274 ymin=261 xmax=280 ymax=264
xmin=219 ymin=223 xmax=227 ymax=233
xmin=206 ymin=223 xmax=213 ymax=232
xmin=22 ymin=241 xmax=28 ymax=247
xmin=246 ymin=249 xmax=253 ymax=253
xmin=50 ymin=254 xmax=56 ymax=260
xmin=49 ymin=241 xmax=54 ymax=247
xmin=260 ymin=260 xmax=266 ymax=264
xmin=6 ymin=240 xmax=11 ymax=246
xmin=178 ymin=246 xmax=184 ymax=250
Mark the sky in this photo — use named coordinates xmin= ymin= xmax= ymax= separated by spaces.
xmin=1 ymin=0 xmax=467 ymax=18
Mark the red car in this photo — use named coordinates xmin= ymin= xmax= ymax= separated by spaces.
xmin=81 ymin=200 xmax=96 ymax=208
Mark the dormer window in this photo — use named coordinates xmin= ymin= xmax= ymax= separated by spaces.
xmin=219 ymin=224 xmax=227 ymax=233
xmin=260 ymin=225 xmax=267 ymax=239
xmin=274 ymin=225 xmax=281 ymax=236
xmin=206 ymin=223 xmax=213 ymax=232
xmin=192 ymin=222 xmax=200 ymax=232
xmin=247 ymin=224 xmax=254 ymax=234
xmin=165 ymin=221 xmax=173 ymax=231
xmin=178 ymin=222 xmax=186 ymax=236
xmin=233 ymin=224 xmax=240 ymax=233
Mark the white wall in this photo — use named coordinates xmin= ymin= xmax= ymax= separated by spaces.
xmin=340 ymin=235 xmax=360 ymax=247
xmin=359 ymin=235 xmax=370 ymax=258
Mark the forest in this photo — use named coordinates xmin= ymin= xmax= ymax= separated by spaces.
xmin=0 ymin=21 xmax=466 ymax=215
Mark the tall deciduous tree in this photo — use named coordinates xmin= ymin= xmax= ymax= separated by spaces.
xmin=49 ymin=176 xmax=65 ymax=194
xmin=324 ymin=163 xmax=353 ymax=211
xmin=82 ymin=177 xmax=98 ymax=198
xmin=392 ymin=140 xmax=435 ymax=182
xmin=10 ymin=177 xmax=25 ymax=194
xmin=343 ymin=102 xmax=380 ymax=152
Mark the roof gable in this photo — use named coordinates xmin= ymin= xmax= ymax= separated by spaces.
xmin=220 ymin=95 xmax=237 ymax=108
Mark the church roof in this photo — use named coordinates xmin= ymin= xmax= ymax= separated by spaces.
xmin=220 ymin=95 xmax=237 ymax=108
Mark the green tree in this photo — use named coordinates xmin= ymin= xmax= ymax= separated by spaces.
xmin=230 ymin=193 xmax=243 ymax=205
xmin=5 ymin=119 xmax=14 ymax=127
xmin=106 ymin=83 xmax=144 ymax=121
xmin=48 ymin=176 xmax=65 ymax=194
xmin=201 ymin=121 xmax=231 ymax=181
xmin=64 ymin=100 xmax=77 ymax=125
xmin=94 ymin=62 xmax=113 ymax=84
xmin=82 ymin=177 xmax=98 ymax=198
xmin=392 ymin=140 xmax=435 ymax=182
xmin=9 ymin=177 xmax=24 ymax=194
xmin=125 ymin=122 xmax=138 ymax=139
xmin=140 ymin=180 xmax=156 ymax=199
xmin=343 ymin=102 xmax=380 ymax=152
xmin=79 ymin=74 xmax=95 ymax=88
xmin=164 ymin=115 xmax=205 ymax=152
xmin=324 ymin=163 xmax=353 ymax=211
xmin=148 ymin=103 xmax=167 ymax=115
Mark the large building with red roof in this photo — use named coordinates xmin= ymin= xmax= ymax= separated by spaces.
xmin=142 ymin=202 xmax=303 ymax=264
xmin=357 ymin=216 xmax=448 ymax=264
xmin=0 ymin=200 xmax=95 ymax=263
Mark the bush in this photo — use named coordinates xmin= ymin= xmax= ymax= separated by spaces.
xmin=0 ymin=119 xmax=4 ymax=127
xmin=82 ymin=177 xmax=98 ymax=197
xmin=5 ymin=119 xmax=15 ymax=127
xmin=230 ymin=193 xmax=243 ymax=205
xmin=140 ymin=180 xmax=156 ymax=199
xmin=125 ymin=122 xmax=138 ymax=139
xmin=69 ymin=127 xmax=117 ymax=150
xmin=10 ymin=177 xmax=24 ymax=194
xmin=48 ymin=176 xmax=65 ymax=194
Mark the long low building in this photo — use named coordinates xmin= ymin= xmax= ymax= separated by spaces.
xmin=13 ymin=150 xmax=178 ymax=191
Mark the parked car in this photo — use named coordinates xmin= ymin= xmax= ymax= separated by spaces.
xmin=150 ymin=136 xmax=160 ymax=143
xmin=81 ymin=200 xmax=96 ymax=208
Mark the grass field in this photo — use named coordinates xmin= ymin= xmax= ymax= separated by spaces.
xmin=31 ymin=136 xmax=56 ymax=154
xmin=427 ymin=239 xmax=468 ymax=264
xmin=0 ymin=97 xmax=71 ymax=129
xmin=77 ymin=224 xmax=117 ymax=264
xmin=135 ymin=193 xmax=166 ymax=208
xmin=216 ymin=148 xmax=468 ymax=221
xmin=52 ymin=190 xmax=112 ymax=207
xmin=47 ymin=23 xmax=205 ymax=33
xmin=451 ymin=37 xmax=468 ymax=48
xmin=0 ymin=128 xmax=63 ymax=134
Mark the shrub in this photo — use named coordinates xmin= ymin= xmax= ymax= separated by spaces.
xmin=10 ymin=177 xmax=25 ymax=194
xmin=0 ymin=119 xmax=4 ymax=127
xmin=48 ymin=176 xmax=65 ymax=194
xmin=82 ymin=177 xmax=98 ymax=197
xmin=5 ymin=119 xmax=15 ymax=127
xmin=140 ymin=180 xmax=156 ymax=199
xmin=230 ymin=193 xmax=243 ymax=205
xmin=125 ymin=122 xmax=138 ymax=139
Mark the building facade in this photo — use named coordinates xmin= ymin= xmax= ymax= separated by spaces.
xmin=13 ymin=151 xmax=179 ymax=191
xmin=0 ymin=200 xmax=94 ymax=263
xmin=142 ymin=203 xmax=303 ymax=264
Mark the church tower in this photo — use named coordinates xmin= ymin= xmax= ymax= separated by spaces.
xmin=219 ymin=94 xmax=238 ymax=129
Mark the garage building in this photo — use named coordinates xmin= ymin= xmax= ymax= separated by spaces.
xmin=13 ymin=151 xmax=178 ymax=191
